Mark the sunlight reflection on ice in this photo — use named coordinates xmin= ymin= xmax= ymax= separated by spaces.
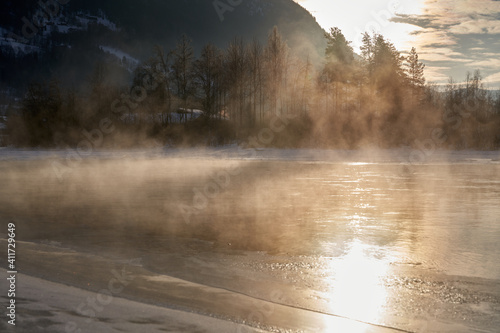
xmin=345 ymin=162 xmax=374 ymax=166
xmin=323 ymin=239 xmax=389 ymax=328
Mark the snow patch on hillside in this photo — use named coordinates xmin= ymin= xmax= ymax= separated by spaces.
xmin=97 ymin=16 xmax=119 ymax=32
xmin=75 ymin=11 xmax=119 ymax=32
xmin=0 ymin=10 xmax=120 ymax=56
xmin=53 ymin=24 xmax=82 ymax=34
xmin=0 ymin=38 xmax=41 ymax=54
xmin=247 ymin=0 xmax=272 ymax=16
xmin=99 ymin=45 xmax=139 ymax=71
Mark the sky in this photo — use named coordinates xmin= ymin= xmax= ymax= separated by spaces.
xmin=294 ymin=0 xmax=500 ymax=89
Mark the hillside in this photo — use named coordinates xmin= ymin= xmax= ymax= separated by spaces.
xmin=0 ymin=0 xmax=326 ymax=94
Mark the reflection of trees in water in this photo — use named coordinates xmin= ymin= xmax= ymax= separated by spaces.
xmin=1 ymin=159 xmax=499 ymax=272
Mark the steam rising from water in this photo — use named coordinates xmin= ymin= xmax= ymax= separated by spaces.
xmin=1 ymin=150 xmax=499 ymax=277
xmin=1 ymin=149 xmax=500 ymax=331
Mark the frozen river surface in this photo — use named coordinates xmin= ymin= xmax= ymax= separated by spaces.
xmin=1 ymin=147 xmax=499 ymax=332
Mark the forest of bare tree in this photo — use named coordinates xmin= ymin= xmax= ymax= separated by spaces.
xmin=6 ymin=27 xmax=500 ymax=149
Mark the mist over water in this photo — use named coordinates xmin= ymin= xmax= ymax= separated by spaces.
xmin=1 ymin=152 xmax=499 ymax=274
xmin=1 ymin=149 xmax=500 ymax=331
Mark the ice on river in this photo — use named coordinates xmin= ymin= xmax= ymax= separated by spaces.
xmin=0 ymin=146 xmax=499 ymax=332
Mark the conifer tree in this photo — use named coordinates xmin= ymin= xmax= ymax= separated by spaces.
xmin=406 ymin=47 xmax=425 ymax=88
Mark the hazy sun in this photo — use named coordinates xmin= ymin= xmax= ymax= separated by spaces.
xmin=296 ymin=0 xmax=425 ymax=52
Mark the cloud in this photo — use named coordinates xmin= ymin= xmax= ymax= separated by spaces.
xmin=396 ymin=0 xmax=500 ymax=87
xmin=483 ymin=71 xmax=500 ymax=85
xmin=450 ymin=0 xmax=500 ymax=16
xmin=418 ymin=47 xmax=470 ymax=62
xmin=419 ymin=53 xmax=470 ymax=62
xmin=424 ymin=66 xmax=453 ymax=82
xmin=413 ymin=29 xmax=457 ymax=47
xmin=390 ymin=14 xmax=434 ymax=29
xmin=467 ymin=58 xmax=500 ymax=68
xmin=450 ymin=19 xmax=500 ymax=34
xmin=422 ymin=0 xmax=500 ymax=19
xmin=297 ymin=0 xmax=500 ymax=88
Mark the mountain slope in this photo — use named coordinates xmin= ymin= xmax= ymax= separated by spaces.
xmin=0 ymin=0 xmax=326 ymax=94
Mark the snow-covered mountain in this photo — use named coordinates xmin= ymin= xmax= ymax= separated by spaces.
xmin=1 ymin=9 xmax=119 ymax=55
xmin=0 ymin=0 xmax=326 ymax=95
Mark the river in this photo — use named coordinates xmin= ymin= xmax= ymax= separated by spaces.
xmin=0 ymin=148 xmax=499 ymax=332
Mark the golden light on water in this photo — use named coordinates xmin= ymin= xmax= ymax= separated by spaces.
xmin=324 ymin=240 xmax=389 ymax=326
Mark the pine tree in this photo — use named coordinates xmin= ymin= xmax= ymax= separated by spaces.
xmin=323 ymin=27 xmax=354 ymax=113
xmin=406 ymin=47 xmax=425 ymax=88
xmin=325 ymin=27 xmax=354 ymax=65
xmin=360 ymin=32 xmax=374 ymax=72
xmin=361 ymin=33 xmax=405 ymax=91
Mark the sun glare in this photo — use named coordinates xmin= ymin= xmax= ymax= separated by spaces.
xmin=297 ymin=0 xmax=425 ymax=52
xmin=324 ymin=240 xmax=389 ymax=325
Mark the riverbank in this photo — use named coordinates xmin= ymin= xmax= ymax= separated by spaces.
xmin=0 ymin=239 xmax=406 ymax=333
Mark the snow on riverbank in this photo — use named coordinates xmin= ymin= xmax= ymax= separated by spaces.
xmin=0 ymin=269 xmax=267 ymax=333
xmin=0 ymin=145 xmax=499 ymax=164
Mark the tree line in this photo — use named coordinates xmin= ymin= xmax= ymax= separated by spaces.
xmin=5 ymin=26 xmax=500 ymax=149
